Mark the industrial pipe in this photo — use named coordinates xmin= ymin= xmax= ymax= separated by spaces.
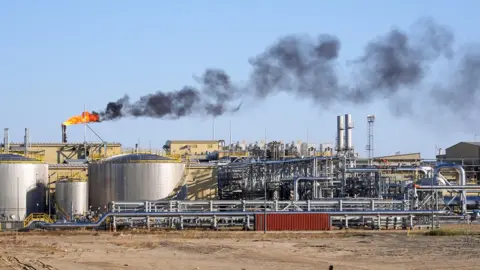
xmin=36 ymin=210 xmax=447 ymax=229
xmin=345 ymin=168 xmax=379 ymax=172
xmin=415 ymin=185 xmax=480 ymax=190
xmin=433 ymin=164 xmax=467 ymax=214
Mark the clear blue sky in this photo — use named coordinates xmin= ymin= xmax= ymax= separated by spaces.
xmin=1 ymin=0 xmax=478 ymax=158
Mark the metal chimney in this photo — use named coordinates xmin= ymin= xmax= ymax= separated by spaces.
xmin=344 ymin=114 xmax=353 ymax=151
xmin=61 ymin=124 xmax=67 ymax=143
xmin=3 ymin=128 xmax=9 ymax=153
xmin=24 ymin=128 xmax=29 ymax=155
xmin=336 ymin=115 xmax=345 ymax=152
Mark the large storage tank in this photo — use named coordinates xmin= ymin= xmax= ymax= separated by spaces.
xmin=0 ymin=154 xmax=48 ymax=221
xmin=88 ymin=153 xmax=185 ymax=211
xmin=54 ymin=179 xmax=88 ymax=220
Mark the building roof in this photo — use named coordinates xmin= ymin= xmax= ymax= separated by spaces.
xmin=374 ymin=152 xmax=421 ymax=160
xmin=168 ymin=140 xmax=223 ymax=144
xmin=0 ymin=153 xmax=43 ymax=163
xmin=9 ymin=141 xmax=122 ymax=146
xmin=102 ymin=153 xmax=173 ymax=163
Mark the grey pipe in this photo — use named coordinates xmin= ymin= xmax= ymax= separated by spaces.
xmin=37 ymin=210 xmax=447 ymax=229
xmin=3 ymin=128 xmax=9 ymax=153
xmin=433 ymin=164 xmax=467 ymax=213
xmin=345 ymin=168 xmax=379 ymax=172
xmin=415 ymin=185 xmax=480 ymax=190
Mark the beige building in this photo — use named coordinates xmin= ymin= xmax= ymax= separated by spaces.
xmin=164 ymin=140 xmax=224 ymax=156
xmin=441 ymin=142 xmax=480 ymax=183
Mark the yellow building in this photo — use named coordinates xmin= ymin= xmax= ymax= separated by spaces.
xmin=164 ymin=140 xmax=225 ymax=156
xmin=7 ymin=142 xmax=122 ymax=164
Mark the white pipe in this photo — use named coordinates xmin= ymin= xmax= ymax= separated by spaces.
xmin=433 ymin=164 xmax=467 ymax=214
xmin=416 ymin=185 xmax=480 ymax=190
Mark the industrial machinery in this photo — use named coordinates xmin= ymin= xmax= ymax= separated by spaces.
xmin=54 ymin=178 xmax=88 ymax=220
xmin=88 ymin=153 xmax=185 ymax=212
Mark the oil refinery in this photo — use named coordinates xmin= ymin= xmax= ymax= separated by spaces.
xmin=1 ymin=113 xmax=480 ymax=232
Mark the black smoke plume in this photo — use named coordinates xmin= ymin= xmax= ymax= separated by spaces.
xmin=97 ymin=17 xmax=475 ymax=121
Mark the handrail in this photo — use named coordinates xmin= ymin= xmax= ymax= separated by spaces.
xmin=24 ymin=213 xmax=53 ymax=227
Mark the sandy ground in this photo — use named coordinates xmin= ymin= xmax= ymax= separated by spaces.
xmin=1 ymin=226 xmax=480 ymax=270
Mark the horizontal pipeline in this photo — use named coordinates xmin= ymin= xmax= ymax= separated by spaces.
xmin=38 ymin=210 xmax=446 ymax=229
xmin=415 ymin=185 xmax=480 ymax=190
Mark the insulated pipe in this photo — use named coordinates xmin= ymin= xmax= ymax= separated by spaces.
xmin=293 ymin=177 xmax=332 ymax=201
xmin=345 ymin=168 xmax=380 ymax=172
xmin=433 ymin=164 xmax=467 ymax=214
xmin=415 ymin=185 xmax=480 ymax=190
xmin=36 ymin=210 xmax=447 ymax=229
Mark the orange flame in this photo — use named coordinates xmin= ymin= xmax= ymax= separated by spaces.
xmin=63 ymin=111 xmax=100 ymax=126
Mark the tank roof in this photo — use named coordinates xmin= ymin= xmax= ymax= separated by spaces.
xmin=103 ymin=153 xmax=173 ymax=163
xmin=0 ymin=153 xmax=42 ymax=163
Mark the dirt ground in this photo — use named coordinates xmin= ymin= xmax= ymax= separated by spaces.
xmin=1 ymin=225 xmax=480 ymax=270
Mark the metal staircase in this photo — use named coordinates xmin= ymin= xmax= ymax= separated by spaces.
xmin=23 ymin=213 xmax=53 ymax=227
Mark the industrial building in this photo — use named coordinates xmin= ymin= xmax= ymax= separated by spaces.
xmin=1 ymin=113 xmax=480 ymax=231
xmin=438 ymin=142 xmax=480 ymax=184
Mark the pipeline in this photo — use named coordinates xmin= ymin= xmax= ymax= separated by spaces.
xmin=345 ymin=167 xmax=431 ymax=176
xmin=434 ymin=164 xmax=467 ymax=214
xmin=36 ymin=210 xmax=447 ymax=229
xmin=415 ymin=185 xmax=480 ymax=190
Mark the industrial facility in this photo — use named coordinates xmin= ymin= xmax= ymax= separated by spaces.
xmin=1 ymin=113 xmax=480 ymax=231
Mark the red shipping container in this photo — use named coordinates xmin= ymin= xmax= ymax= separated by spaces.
xmin=255 ymin=213 xmax=331 ymax=231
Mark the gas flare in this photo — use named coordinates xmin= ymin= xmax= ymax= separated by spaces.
xmin=62 ymin=111 xmax=100 ymax=126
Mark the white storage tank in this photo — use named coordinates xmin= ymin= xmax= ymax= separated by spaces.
xmin=0 ymin=154 xmax=48 ymax=221
xmin=88 ymin=153 xmax=185 ymax=212
xmin=54 ymin=179 xmax=88 ymax=220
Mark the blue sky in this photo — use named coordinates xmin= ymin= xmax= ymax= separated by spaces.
xmin=1 ymin=0 xmax=478 ymax=158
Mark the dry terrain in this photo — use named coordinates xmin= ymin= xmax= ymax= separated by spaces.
xmin=1 ymin=225 xmax=480 ymax=270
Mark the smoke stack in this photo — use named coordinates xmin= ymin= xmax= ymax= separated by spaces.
xmin=3 ymin=128 xmax=9 ymax=153
xmin=24 ymin=128 xmax=29 ymax=155
xmin=61 ymin=124 xmax=67 ymax=143
xmin=336 ymin=115 xmax=345 ymax=152
xmin=344 ymin=114 xmax=353 ymax=151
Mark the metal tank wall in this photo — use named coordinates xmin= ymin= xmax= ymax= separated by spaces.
xmin=0 ymin=162 xmax=48 ymax=221
xmin=88 ymin=155 xmax=185 ymax=211
xmin=54 ymin=179 xmax=88 ymax=220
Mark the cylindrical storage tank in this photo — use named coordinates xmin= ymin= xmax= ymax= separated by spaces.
xmin=88 ymin=154 xmax=185 ymax=212
xmin=54 ymin=179 xmax=88 ymax=220
xmin=0 ymin=154 xmax=48 ymax=221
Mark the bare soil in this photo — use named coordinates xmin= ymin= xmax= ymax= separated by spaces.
xmin=1 ymin=226 xmax=480 ymax=270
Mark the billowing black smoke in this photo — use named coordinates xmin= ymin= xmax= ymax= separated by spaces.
xmin=97 ymin=17 xmax=476 ymax=121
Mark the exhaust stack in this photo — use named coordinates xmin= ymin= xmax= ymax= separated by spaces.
xmin=61 ymin=124 xmax=68 ymax=143
xmin=3 ymin=128 xmax=9 ymax=153
xmin=344 ymin=113 xmax=353 ymax=151
xmin=24 ymin=128 xmax=29 ymax=155
xmin=336 ymin=115 xmax=345 ymax=152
